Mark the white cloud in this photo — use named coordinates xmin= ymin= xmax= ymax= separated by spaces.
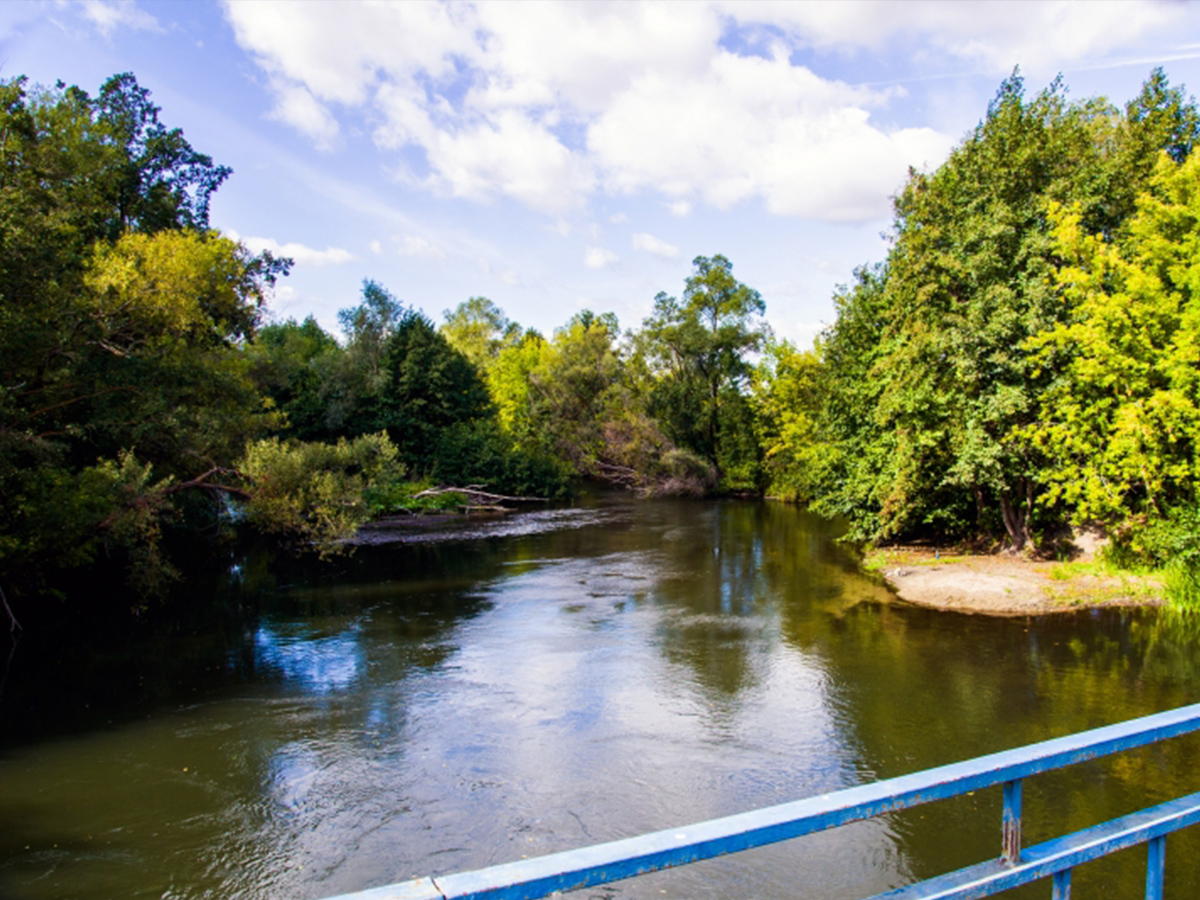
xmin=730 ymin=0 xmax=1184 ymax=75
xmin=221 ymin=0 xmax=1193 ymax=221
xmin=79 ymin=0 xmax=160 ymax=37
xmin=376 ymin=103 xmax=593 ymax=212
xmin=369 ymin=240 xmax=383 ymax=255
xmin=591 ymin=48 xmax=951 ymax=220
xmin=267 ymin=81 xmax=340 ymax=149
xmin=392 ymin=234 xmax=446 ymax=259
xmin=584 ymin=246 xmax=618 ymax=269
xmin=632 ymin=233 xmax=679 ymax=259
xmin=238 ymin=234 xmax=356 ymax=267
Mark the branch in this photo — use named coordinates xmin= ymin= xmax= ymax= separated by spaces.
xmin=160 ymin=467 xmax=252 ymax=499
xmin=0 ymin=584 xmax=21 ymax=635
xmin=412 ymin=486 xmax=547 ymax=504
xmin=27 ymin=386 xmax=136 ymax=419
xmin=97 ymin=467 xmax=251 ymax=531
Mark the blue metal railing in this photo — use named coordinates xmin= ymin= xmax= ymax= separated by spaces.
xmin=321 ymin=703 xmax=1200 ymax=900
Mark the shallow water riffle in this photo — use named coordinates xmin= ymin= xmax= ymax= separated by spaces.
xmin=3 ymin=496 xmax=1200 ymax=900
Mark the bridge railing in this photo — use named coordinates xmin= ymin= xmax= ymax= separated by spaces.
xmin=322 ymin=703 xmax=1200 ymax=900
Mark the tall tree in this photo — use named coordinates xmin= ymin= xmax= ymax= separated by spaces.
xmin=764 ymin=69 xmax=1199 ymax=549
xmin=1025 ymin=153 xmax=1200 ymax=530
xmin=637 ymin=254 xmax=768 ymax=485
xmin=865 ymin=73 xmax=1146 ymax=547
xmin=440 ymin=296 xmax=521 ymax=372
xmin=0 ymin=73 xmax=288 ymax=605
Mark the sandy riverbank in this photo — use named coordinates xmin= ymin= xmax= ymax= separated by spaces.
xmin=872 ymin=548 xmax=1164 ymax=616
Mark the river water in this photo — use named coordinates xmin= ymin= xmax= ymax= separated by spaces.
xmin=2 ymin=497 xmax=1200 ymax=900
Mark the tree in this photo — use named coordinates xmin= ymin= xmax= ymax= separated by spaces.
xmin=240 ymin=432 xmax=406 ymax=557
xmin=754 ymin=70 xmax=1199 ymax=549
xmin=440 ymin=296 xmax=521 ymax=372
xmin=0 ymin=73 xmax=289 ymax=606
xmin=869 ymin=73 xmax=1117 ymax=547
xmin=246 ymin=316 xmax=341 ymax=439
xmin=636 ymin=254 xmax=768 ymax=486
xmin=92 ymin=72 xmax=232 ymax=236
xmin=1024 ymin=153 xmax=1200 ymax=529
xmin=752 ymin=340 xmax=823 ymax=502
xmin=802 ymin=265 xmax=899 ymax=537
xmin=378 ymin=311 xmax=493 ymax=470
xmin=338 ymin=278 xmax=406 ymax=392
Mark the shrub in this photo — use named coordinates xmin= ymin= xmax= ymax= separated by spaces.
xmin=240 ymin=432 xmax=405 ymax=555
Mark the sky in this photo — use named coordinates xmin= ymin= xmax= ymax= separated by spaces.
xmin=4 ymin=0 xmax=1200 ymax=346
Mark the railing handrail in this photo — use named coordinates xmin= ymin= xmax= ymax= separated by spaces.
xmin=320 ymin=702 xmax=1200 ymax=900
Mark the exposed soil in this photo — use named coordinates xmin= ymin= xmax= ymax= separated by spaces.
xmin=873 ymin=547 xmax=1164 ymax=617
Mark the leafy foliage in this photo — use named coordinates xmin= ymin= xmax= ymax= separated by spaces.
xmin=765 ymin=68 xmax=1200 ymax=554
xmin=439 ymin=296 xmax=521 ymax=372
xmin=1026 ymin=152 xmax=1200 ymax=526
xmin=636 ymin=254 xmax=768 ymax=489
xmin=752 ymin=340 xmax=822 ymax=502
xmin=240 ymin=433 xmax=406 ymax=556
xmin=0 ymin=73 xmax=288 ymax=605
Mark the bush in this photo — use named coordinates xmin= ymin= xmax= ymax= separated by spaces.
xmin=1105 ymin=506 xmax=1200 ymax=609
xmin=239 ymin=432 xmax=405 ymax=555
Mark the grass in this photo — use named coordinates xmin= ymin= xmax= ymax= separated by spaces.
xmin=862 ymin=548 xmax=969 ymax=571
xmin=1045 ymin=575 xmax=1163 ymax=607
xmin=1045 ymin=558 xmax=1128 ymax=580
xmin=1164 ymin=559 xmax=1200 ymax=612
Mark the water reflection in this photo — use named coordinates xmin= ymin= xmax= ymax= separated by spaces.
xmin=254 ymin=624 xmax=364 ymax=693
xmin=2 ymin=498 xmax=1200 ymax=899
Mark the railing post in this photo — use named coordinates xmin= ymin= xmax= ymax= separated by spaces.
xmin=1052 ymin=869 xmax=1071 ymax=900
xmin=1002 ymin=778 xmax=1023 ymax=864
xmin=1145 ymin=835 xmax=1166 ymax=900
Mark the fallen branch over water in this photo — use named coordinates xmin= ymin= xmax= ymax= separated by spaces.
xmin=412 ymin=486 xmax=548 ymax=504
xmin=594 ymin=462 xmax=638 ymax=486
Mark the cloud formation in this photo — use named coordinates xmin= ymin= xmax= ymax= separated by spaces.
xmin=236 ymin=234 xmax=356 ymax=267
xmin=392 ymin=234 xmax=447 ymax=260
xmin=80 ymin=0 xmax=161 ymax=37
xmin=584 ymin=246 xmax=618 ymax=269
xmin=632 ymin=233 xmax=679 ymax=259
xmin=222 ymin=0 xmax=1190 ymax=221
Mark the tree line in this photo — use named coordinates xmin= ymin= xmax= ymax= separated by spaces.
xmin=754 ymin=68 xmax=1200 ymax=599
xmin=5 ymin=67 xmax=1200 ymax=618
xmin=0 ymin=71 xmax=774 ymax=617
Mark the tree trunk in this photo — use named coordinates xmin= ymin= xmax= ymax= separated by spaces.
xmin=708 ymin=376 xmax=721 ymax=478
xmin=998 ymin=492 xmax=1026 ymax=552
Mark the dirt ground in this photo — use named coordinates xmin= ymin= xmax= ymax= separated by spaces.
xmin=873 ymin=548 xmax=1163 ymax=617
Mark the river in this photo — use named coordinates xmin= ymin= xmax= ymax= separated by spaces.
xmin=2 ymin=496 xmax=1200 ymax=899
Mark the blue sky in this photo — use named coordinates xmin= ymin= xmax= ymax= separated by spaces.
xmin=5 ymin=0 xmax=1200 ymax=345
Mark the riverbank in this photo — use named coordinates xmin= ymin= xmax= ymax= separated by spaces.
xmin=868 ymin=547 xmax=1164 ymax=616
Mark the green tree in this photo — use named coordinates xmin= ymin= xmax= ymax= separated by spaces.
xmin=246 ymin=316 xmax=341 ymax=439
xmin=1025 ymin=153 xmax=1200 ymax=529
xmin=0 ymin=73 xmax=288 ymax=607
xmin=803 ymin=265 xmax=899 ymax=536
xmin=440 ymin=296 xmax=521 ymax=372
xmin=834 ymin=71 xmax=1194 ymax=548
xmin=636 ymin=254 xmax=768 ymax=487
xmin=752 ymin=340 xmax=823 ymax=502
xmin=378 ymin=310 xmax=493 ymax=470
xmin=758 ymin=69 xmax=1199 ymax=549
xmin=872 ymin=73 xmax=1117 ymax=547
xmin=240 ymin=432 xmax=406 ymax=557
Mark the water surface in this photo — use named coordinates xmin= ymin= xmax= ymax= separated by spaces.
xmin=3 ymin=497 xmax=1200 ymax=899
